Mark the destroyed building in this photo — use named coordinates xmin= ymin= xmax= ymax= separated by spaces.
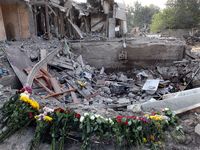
xmin=1 ymin=0 xmax=200 ymax=150
xmin=0 ymin=0 xmax=127 ymax=41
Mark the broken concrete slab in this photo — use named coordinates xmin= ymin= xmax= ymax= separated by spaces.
xmin=141 ymin=88 xmax=200 ymax=111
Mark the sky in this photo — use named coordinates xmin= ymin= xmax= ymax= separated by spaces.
xmin=74 ymin=0 xmax=168 ymax=9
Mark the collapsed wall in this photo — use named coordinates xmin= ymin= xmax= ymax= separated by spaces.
xmin=71 ymin=37 xmax=185 ymax=71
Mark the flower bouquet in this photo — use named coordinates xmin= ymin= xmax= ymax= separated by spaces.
xmin=0 ymin=86 xmax=38 ymax=142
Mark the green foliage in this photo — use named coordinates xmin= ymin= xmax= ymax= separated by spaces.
xmin=150 ymin=0 xmax=200 ymax=32
xmin=0 ymin=92 xmax=38 ymax=143
xmin=0 ymin=90 xmax=185 ymax=150
xmin=126 ymin=1 xmax=160 ymax=30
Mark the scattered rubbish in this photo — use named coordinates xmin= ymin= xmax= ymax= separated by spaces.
xmin=142 ymin=79 xmax=160 ymax=94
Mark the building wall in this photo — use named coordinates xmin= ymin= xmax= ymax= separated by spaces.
xmin=1 ymin=3 xmax=30 ymax=40
xmin=0 ymin=6 xmax=6 ymax=41
xmin=71 ymin=39 xmax=185 ymax=71
xmin=161 ymin=29 xmax=189 ymax=38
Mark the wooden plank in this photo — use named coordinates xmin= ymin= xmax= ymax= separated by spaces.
xmin=50 ymin=78 xmax=62 ymax=93
xmin=85 ymin=93 xmax=100 ymax=100
xmin=41 ymin=88 xmax=77 ymax=99
xmin=65 ymin=79 xmax=87 ymax=97
xmin=48 ymin=60 xmax=74 ymax=70
xmin=68 ymin=19 xmax=83 ymax=39
xmin=45 ymin=4 xmax=50 ymax=40
xmin=68 ymin=83 xmax=79 ymax=103
xmin=34 ymin=78 xmax=54 ymax=94
xmin=173 ymin=103 xmax=200 ymax=115
xmin=34 ymin=6 xmax=37 ymax=36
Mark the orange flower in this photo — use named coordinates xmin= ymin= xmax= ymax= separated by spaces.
xmin=155 ymin=142 xmax=158 ymax=145
xmin=160 ymin=145 xmax=162 ymax=148
xmin=147 ymin=136 xmax=150 ymax=139
xmin=150 ymin=135 xmax=155 ymax=140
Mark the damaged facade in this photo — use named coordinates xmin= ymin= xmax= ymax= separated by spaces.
xmin=0 ymin=0 xmax=127 ymax=41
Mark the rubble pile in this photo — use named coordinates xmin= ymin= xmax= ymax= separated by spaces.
xmin=0 ymin=37 xmax=199 ymax=111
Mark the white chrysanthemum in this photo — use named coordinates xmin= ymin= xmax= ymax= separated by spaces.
xmin=164 ymin=108 xmax=169 ymax=111
xmin=20 ymin=92 xmax=30 ymax=99
xmin=43 ymin=106 xmax=54 ymax=113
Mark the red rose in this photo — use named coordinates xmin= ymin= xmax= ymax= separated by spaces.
xmin=120 ymin=116 xmax=124 ymax=119
xmin=77 ymin=114 xmax=81 ymax=118
xmin=29 ymin=112 xmax=33 ymax=118
xmin=127 ymin=116 xmax=130 ymax=119
xmin=117 ymin=119 xmax=121 ymax=123
xmin=54 ymin=109 xmax=58 ymax=113
xmin=73 ymin=112 xmax=77 ymax=116
xmin=131 ymin=116 xmax=136 ymax=119
xmin=16 ymin=104 xmax=19 ymax=106
xmin=115 ymin=116 xmax=121 ymax=119
xmin=59 ymin=108 xmax=64 ymax=113
xmin=17 ymin=90 xmax=20 ymax=93
xmin=21 ymin=88 xmax=25 ymax=93
xmin=151 ymin=112 xmax=155 ymax=116
xmin=66 ymin=110 xmax=70 ymax=113
xmin=124 ymin=121 xmax=128 ymax=125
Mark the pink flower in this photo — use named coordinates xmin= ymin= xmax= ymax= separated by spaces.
xmin=25 ymin=86 xmax=32 ymax=94
xmin=66 ymin=110 xmax=70 ymax=113
xmin=127 ymin=116 xmax=130 ymax=119
xmin=151 ymin=112 xmax=155 ymax=116
xmin=161 ymin=108 xmax=164 ymax=112
xmin=29 ymin=112 xmax=33 ymax=118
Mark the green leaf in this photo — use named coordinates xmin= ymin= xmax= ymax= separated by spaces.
xmin=94 ymin=125 xmax=98 ymax=131
xmin=79 ymin=123 xmax=83 ymax=129
xmin=96 ymin=119 xmax=101 ymax=124
xmin=112 ymin=128 xmax=117 ymax=132
xmin=87 ymin=124 xmax=90 ymax=133
xmin=137 ymin=126 xmax=142 ymax=131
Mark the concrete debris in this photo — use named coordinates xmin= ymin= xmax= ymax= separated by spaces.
xmin=127 ymin=104 xmax=141 ymax=112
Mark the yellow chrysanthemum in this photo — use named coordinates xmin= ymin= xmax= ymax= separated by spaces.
xmin=30 ymin=101 xmax=36 ymax=108
xmin=158 ymin=141 xmax=161 ymax=145
xmin=143 ymin=137 xmax=147 ymax=143
xmin=156 ymin=116 xmax=163 ymax=121
xmin=34 ymin=115 xmax=38 ymax=119
xmin=27 ymin=99 xmax=32 ymax=104
xmin=20 ymin=96 xmax=28 ymax=102
xmin=34 ymin=101 xmax=39 ymax=110
xmin=145 ymin=114 xmax=149 ymax=118
xmin=150 ymin=116 xmax=156 ymax=120
xmin=44 ymin=116 xmax=52 ymax=122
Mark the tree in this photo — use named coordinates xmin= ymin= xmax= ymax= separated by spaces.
xmin=126 ymin=1 xmax=160 ymax=30
xmin=150 ymin=0 xmax=200 ymax=32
